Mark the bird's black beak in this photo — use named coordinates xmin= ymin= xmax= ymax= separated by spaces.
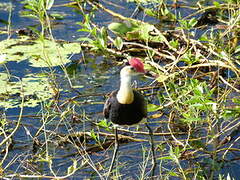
xmin=144 ymin=70 xmax=156 ymax=78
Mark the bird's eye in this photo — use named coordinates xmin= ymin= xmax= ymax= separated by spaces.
xmin=130 ymin=67 xmax=135 ymax=71
xmin=125 ymin=62 xmax=130 ymax=66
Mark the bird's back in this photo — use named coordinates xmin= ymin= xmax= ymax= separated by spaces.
xmin=103 ymin=90 xmax=147 ymax=125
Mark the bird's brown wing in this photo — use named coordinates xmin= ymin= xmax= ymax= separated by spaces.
xmin=103 ymin=90 xmax=117 ymax=119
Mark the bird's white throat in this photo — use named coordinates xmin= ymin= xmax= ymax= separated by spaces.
xmin=116 ymin=73 xmax=134 ymax=104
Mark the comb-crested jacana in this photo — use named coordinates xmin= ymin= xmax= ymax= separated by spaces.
xmin=103 ymin=58 xmax=156 ymax=177
xmin=103 ymin=58 xmax=147 ymax=125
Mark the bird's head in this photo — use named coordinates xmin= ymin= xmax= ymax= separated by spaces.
xmin=118 ymin=58 xmax=145 ymax=104
xmin=120 ymin=58 xmax=145 ymax=77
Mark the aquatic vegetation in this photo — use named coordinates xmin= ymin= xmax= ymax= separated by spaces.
xmin=0 ymin=37 xmax=81 ymax=67
xmin=0 ymin=72 xmax=55 ymax=108
xmin=0 ymin=0 xmax=240 ymax=179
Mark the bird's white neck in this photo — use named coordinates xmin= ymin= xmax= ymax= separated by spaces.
xmin=116 ymin=74 xmax=134 ymax=104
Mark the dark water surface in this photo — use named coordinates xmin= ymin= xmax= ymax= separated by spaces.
xmin=0 ymin=0 xmax=239 ymax=179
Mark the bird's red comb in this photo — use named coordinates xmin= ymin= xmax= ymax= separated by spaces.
xmin=129 ymin=58 xmax=145 ymax=73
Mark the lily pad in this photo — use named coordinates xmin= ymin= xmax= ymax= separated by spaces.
xmin=0 ymin=37 xmax=81 ymax=67
xmin=0 ymin=72 xmax=55 ymax=109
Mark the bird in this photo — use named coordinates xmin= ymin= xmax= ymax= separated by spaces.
xmin=103 ymin=57 xmax=156 ymax=178
xmin=103 ymin=57 xmax=147 ymax=126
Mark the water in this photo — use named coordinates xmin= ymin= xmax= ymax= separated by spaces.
xmin=0 ymin=0 xmax=239 ymax=179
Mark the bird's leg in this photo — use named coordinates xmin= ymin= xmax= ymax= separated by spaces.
xmin=145 ymin=121 xmax=156 ymax=178
xmin=107 ymin=126 xmax=119 ymax=179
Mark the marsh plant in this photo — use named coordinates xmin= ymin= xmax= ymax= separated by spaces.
xmin=0 ymin=0 xmax=240 ymax=179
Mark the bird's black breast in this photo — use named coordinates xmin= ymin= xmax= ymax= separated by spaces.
xmin=103 ymin=90 xmax=147 ymax=125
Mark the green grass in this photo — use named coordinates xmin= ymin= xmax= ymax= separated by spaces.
xmin=0 ymin=0 xmax=240 ymax=179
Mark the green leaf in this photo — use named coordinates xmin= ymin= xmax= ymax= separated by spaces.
xmin=158 ymin=156 xmax=173 ymax=160
xmin=180 ymin=117 xmax=202 ymax=123
xmin=90 ymin=129 xmax=98 ymax=142
xmin=46 ymin=0 xmax=54 ymax=10
xmin=50 ymin=13 xmax=64 ymax=20
xmin=144 ymin=8 xmax=156 ymax=17
xmin=234 ymin=45 xmax=240 ymax=53
xmin=67 ymin=159 xmax=77 ymax=175
xmin=100 ymin=27 xmax=107 ymax=41
xmin=199 ymin=35 xmax=209 ymax=42
xmin=147 ymin=104 xmax=161 ymax=112
xmin=156 ymin=74 xmax=169 ymax=83
xmin=232 ymin=98 xmax=240 ymax=104
xmin=0 ymin=73 xmax=55 ymax=109
xmin=0 ymin=37 xmax=81 ymax=67
xmin=99 ymin=37 xmax=106 ymax=49
xmin=109 ymin=21 xmax=167 ymax=43
xmin=169 ymin=39 xmax=179 ymax=49
xmin=189 ymin=18 xmax=197 ymax=27
xmin=20 ymin=11 xmax=39 ymax=19
xmin=113 ymin=37 xmax=123 ymax=50
xmin=97 ymin=119 xmax=111 ymax=131
xmin=213 ymin=1 xmax=221 ymax=8
xmin=108 ymin=22 xmax=138 ymax=37
xmin=78 ymin=37 xmax=94 ymax=43
xmin=168 ymin=171 xmax=178 ymax=177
